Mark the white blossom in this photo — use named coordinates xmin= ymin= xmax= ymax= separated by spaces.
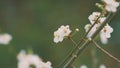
xmin=17 ymin=50 xmax=52 ymax=68
xmin=54 ymin=25 xmax=71 ymax=43
xmin=84 ymin=23 xmax=99 ymax=38
xmin=100 ymin=32 xmax=108 ymax=44
xmin=54 ymin=30 xmax=64 ymax=43
xmin=100 ymin=24 xmax=113 ymax=44
xmin=88 ymin=12 xmax=101 ymax=24
xmin=103 ymin=0 xmax=119 ymax=12
xmin=99 ymin=64 xmax=106 ymax=68
xmin=0 ymin=33 xmax=12 ymax=45
xmin=88 ymin=12 xmax=106 ymax=25
xmin=84 ymin=24 xmax=92 ymax=32
xmin=39 ymin=61 xmax=52 ymax=68
xmin=80 ymin=65 xmax=87 ymax=68
xmin=85 ymin=24 xmax=95 ymax=38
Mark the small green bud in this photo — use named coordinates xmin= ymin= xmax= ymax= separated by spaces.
xmin=75 ymin=28 xmax=79 ymax=32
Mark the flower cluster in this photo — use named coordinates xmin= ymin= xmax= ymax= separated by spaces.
xmin=17 ymin=50 xmax=52 ymax=68
xmin=0 ymin=33 xmax=12 ymax=45
xmin=102 ymin=0 xmax=119 ymax=12
xmin=53 ymin=25 xmax=71 ymax=43
xmin=85 ymin=12 xmax=113 ymax=44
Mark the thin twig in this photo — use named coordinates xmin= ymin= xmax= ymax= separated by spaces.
xmin=92 ymin=40 xmax=120 ymax=63
xmin=69 ymin=37 xmax=77 ymax=46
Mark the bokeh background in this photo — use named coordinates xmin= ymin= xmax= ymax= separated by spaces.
xmin=0 ymin=0 xmax=120 ymax=68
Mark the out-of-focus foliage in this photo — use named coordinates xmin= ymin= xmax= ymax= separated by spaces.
xmin=0 ymin=0 xmax=120 ymax=68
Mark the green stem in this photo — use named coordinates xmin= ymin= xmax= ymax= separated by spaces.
xmin=57 ymin=37 xmax=78 ymax=68
xmin=63 ymin=40 xmax=90 ymax=68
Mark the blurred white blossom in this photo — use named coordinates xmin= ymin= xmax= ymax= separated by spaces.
xmin=99 ymin=64 xmax=106 ymax=68
xmin=0 ymin=33 xmax=12 ymax=45
xmin=80 ymin=64 xmax=106 ymax=68
xmin=103 ymin=0 xmax=119 ymax=12
xmin=100 ymin=24 xmax=113 ymax=44
xmin=80 ymin=65 xmax=87 ymax=68
xmin=54 ymin=25 xmax=71 ymax=43
xmin=17 ymin=50 xmax=52 ymax=68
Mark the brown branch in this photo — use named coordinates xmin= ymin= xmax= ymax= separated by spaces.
xmin=92 ymin=40 xmax=120 ymax=63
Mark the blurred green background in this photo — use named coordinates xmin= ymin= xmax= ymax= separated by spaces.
xmin=0 ymin=0 xmax=120 ymax=68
